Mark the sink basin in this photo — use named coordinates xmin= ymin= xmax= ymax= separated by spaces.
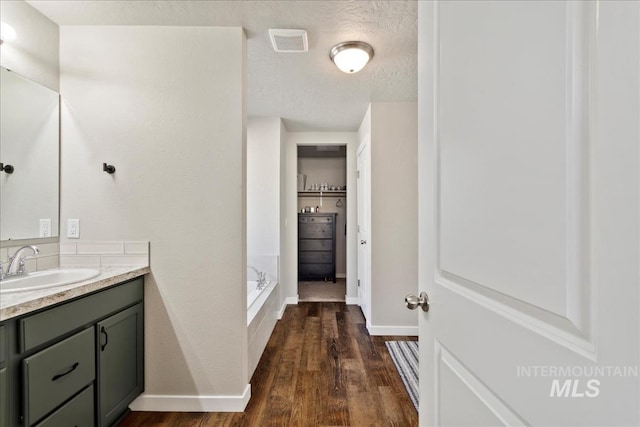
xmin=0 ymin=268 xmax=101 ymax=293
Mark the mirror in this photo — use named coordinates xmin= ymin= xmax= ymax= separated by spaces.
xmin=0 ymin=67 xmax=59 ymax=241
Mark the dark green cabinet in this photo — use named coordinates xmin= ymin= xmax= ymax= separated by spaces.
xmin=0 ymin=366 xmax=7 ymax=427
xmin=35 ymin=384 xmax=94 ymax=427
xmin=23 ymin=327 xmax=95 ymax=425
xmin=0 ymin=324 xmax=8 ymax=427
xmin=0 ymin=276 xmax=144 ymax=427
xmin=97 ymin=303 xmax=144 ymax=427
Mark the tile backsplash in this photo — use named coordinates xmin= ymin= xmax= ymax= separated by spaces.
xmin=60 ymin=241 xmax=149 ymax=267
xmin=1 ymin=242 xmax=60 ymax=272
xmin=1 ymin=241 xmax=150 ymax=272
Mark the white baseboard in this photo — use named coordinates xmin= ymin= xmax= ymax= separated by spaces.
xmin=277 ymin=301 xmax=287 ymax=319
xmin=345 ymin=296 xmax=359 ymax=305
xmin=129 ymin=384 xmax=251 ymax=412
xmin=286 ymin=296 xmax=299 ymax=305
xmin=366 ymin=325 xmax=419 ymax=336
xmin=336 ymin=273 xmax=346 ymax=279
xmin=277 ymin=296 xmax=298 ymax=319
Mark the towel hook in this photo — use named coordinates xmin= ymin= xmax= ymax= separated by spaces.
xmin=103 ymin=163 xmax=116 ymax=174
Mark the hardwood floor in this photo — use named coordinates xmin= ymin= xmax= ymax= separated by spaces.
xmin=119 ymin=302 xmax=418 ymax=426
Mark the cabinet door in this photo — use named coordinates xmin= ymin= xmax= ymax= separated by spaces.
xmin=0 ymin=367 xmax=7 ymax=427
xmin=0 ymin=324 xmax=6 ymax=427
xmin=97 ymin=304 xmax=143 ymax=427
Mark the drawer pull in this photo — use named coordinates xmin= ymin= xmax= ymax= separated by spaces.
xmin=51 ymin=362 xmax=79 ymax=381
xmin=101 ymin=326 xmax=109 ymax=351
xmin=100 ymin=326 xmax=109 ymax=351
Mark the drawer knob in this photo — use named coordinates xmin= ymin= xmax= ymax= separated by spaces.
xmin=51 ymin=362 xmax=79 ymax=381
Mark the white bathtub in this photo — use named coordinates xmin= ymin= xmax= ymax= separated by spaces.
xmin=247 ymin=280 xmax=278 ymax=376
xmin=247 ymin=280 xmax=269 ymax=312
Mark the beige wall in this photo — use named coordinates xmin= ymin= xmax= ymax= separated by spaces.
xmin=247 ymin=117 xmax=281 ymax=258
xmin=297 ymin=157 xmax=346 ymax=191
xmin=60 ymin=26 xmax=249 ymax=409
xmin=0 ymin=0 xmax=59 ymax=91
xmin=363 ymin=102 xmax=419 ymax=332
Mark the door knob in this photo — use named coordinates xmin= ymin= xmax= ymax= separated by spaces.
xmin=360 ymin=240 xmax=367 ymax=245
xmin=405 ymin=291 xmax=430 ymax=312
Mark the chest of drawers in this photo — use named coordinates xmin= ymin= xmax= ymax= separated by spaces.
xmin=298 ymin=213 xmax=337 ymax=282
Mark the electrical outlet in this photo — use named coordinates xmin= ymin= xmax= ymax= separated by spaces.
xmin=39 ymin=219 xmax=51 ymax=237
xmin=68 ymin=219 xmax=80 ymax=239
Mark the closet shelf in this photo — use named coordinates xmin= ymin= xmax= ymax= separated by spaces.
xmin=298 ymin=191 xmax=346 ymax=197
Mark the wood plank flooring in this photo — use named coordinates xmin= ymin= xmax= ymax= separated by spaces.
xmin=118 ymin=302 xmax=418 ymax=426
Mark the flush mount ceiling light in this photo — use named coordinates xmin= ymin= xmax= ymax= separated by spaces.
xmin=330 ymin=41 xmax=374 ymax=74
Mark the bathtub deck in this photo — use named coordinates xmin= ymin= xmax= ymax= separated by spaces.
xmin=119 ymin=302 xmax=418 ymax=426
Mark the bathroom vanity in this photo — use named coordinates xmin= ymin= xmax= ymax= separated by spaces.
xmin=0 ymin=64 xmax=148 ymax=426
xmin=0 ymin=270 xmax=147 ymax=427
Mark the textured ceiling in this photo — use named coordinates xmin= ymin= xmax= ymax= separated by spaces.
xmin=27 ymin=0 xmax=418 ymax=132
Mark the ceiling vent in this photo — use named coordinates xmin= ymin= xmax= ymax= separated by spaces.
xmin=269 ymin=29 xmax=308 ymax=53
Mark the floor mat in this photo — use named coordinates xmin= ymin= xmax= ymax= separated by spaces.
xmin=386 ymin=340 xmax=419 ymax=411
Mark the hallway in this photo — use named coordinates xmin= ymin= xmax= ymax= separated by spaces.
xmin=119 ymin=303 xmax=418 ymax=426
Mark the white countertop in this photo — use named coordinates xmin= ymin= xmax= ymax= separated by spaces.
xmin=0 ymin=265 xmax=150 ymax=321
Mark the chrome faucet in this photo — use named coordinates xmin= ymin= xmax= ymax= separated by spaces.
xmin=5 ymin=245 xmax=40 ymax=278
xmin=248 ymin=266 xmax=267 ymax=289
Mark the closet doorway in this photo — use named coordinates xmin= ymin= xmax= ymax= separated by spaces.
xmin=297 ymin=145 xmax=347 ymax=301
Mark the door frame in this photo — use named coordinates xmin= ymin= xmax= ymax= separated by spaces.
xmin=356 ymin=138 xmax=372 ymax=323
xmin=283 ymin=133 xmax=359 ymax=308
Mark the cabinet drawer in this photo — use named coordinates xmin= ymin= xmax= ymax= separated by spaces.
xmin=299 ymin=223 xmax=333 ymax=239
xmin=299 ymin=239 xmax=332 ymax=251
xmin=0 ymin=325 xmax=5 ymax=364
xmin=35 ymin=385 xmax=94 ymax=427
xmin=299 ymin=263 xmax=334 ymax=277
xmin=23 ymin=327 xmax=95 ymax=425
xmin=20 ymin=278 xmax=143 ymax=352
xmin=299 ymin=251 xmax=333 ymax=264
xmin=299 ymin=215 xmax=334 ymax=223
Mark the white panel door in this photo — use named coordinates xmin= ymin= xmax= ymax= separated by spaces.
xmin=357 ymin=140 xmax=371 ymax=323
xmin=418 ymin=1 xmax=639 ymax=425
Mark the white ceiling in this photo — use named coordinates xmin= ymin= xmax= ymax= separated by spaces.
xmin=27 ymin=0 xmax=418 ymax=132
